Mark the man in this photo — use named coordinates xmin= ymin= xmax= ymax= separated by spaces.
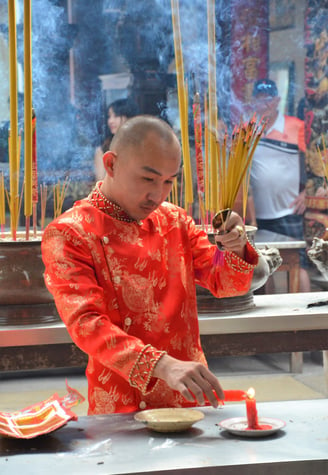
xmin=250 ymin=79 xmax=311 ymax=292
xmin=42 ymin=116 xmax=258 ymax=415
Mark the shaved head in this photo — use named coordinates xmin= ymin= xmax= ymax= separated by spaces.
xmin=101 ymin=115 xmax=181 ymax=221
xmin=110 ymin=115 xmax=180 ymax=155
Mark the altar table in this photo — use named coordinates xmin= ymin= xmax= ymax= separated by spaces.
xmin=1 ymin=399 xmax=327 ymax=474
xmin=199 ymin=291 xmax=328 ymax=379
xmin=1 ymin=292 xmax=328 ymax=379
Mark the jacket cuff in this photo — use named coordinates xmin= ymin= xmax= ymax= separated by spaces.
xmin=225 ymin=239 xmax=259 ymax=273
xmin=129 ymin=344 xmax=167 ymax=395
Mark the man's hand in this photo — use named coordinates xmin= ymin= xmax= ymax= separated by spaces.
xmin=290 ymin=189 xmax=306 ymax=215
xmin=153 ymin=354 xmax=224 ymax=408
xmin=214 ymin=211 xmax=247 ymax=259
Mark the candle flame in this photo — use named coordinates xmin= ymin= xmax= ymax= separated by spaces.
xmin=246 ymin=387 xmax=255 ymax=399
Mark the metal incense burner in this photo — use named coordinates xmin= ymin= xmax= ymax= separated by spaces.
xmin=0 ymin=233 xmax=59 ymax=326
xmin=196 ymin=209 xmax=282 ymax=314
xmin=0 ymin=220 xmax=283 ymax=326
xmin=308 ymin=230 xmax=328 ymax=285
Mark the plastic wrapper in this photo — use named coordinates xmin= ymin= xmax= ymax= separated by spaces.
xmin=0 ymin=381 xmax=85 ymax=439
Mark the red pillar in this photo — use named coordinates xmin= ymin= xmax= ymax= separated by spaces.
xmin=230 ymin=0 xmax=269 ymax=121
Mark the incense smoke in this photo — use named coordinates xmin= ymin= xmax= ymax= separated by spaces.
xmin=1 ymin=1 xmax=275 ymax=179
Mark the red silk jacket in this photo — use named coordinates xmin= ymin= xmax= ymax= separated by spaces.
xmin=42 ymin=184 xmax=258 ymax=414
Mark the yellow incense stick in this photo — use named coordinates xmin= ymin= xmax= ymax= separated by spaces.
xmin=207 ymin=0 xmax=218 ymax=212
xmin=8 ymin=0 xmax=19 ymax=239
xmin=24 ymin=0 xmax=33 ymax=218
xmin=171 ymin=0 xmax=193 ymax=210
xmin=0 ymin=173 xmax=5 ymax=225
xmin=53 ymin=178 xmax=69 ymax=219
xmin=40 ymin=184 xmax=48 ymax=230
xmin=204 ymin=95 xmax=209 ymax=214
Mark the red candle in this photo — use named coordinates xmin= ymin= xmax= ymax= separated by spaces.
xmin=223 ymin=390 xmax=247 ymax=402
xmin=246 ymin=388 xmax=259 ymax=429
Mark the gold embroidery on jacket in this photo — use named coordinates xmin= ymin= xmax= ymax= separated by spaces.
xmin=98 ymin=369 xmax=112 ymax=385
xmin=93 ymin=386 xmax=120 ymax=414
xmin=129 ymin=344 xmax=166 ymax=394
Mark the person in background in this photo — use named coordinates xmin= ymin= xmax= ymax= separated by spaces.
xmin=94 ymin=97 xmax=139 ymax=180
xmin=250 ymin=79 xmax=311 ymax=292
xmin=42 ymin=115 xmax=258 ymax=415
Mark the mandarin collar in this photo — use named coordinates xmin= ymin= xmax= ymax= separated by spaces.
xmin=87 ymin=182 xmax=137 ymax=223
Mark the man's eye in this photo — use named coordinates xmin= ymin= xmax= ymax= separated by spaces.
xmin=143 ymin=177 xmax=153 ymax=182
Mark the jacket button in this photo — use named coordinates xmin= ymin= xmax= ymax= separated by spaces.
xmin=125 ymin=317 xmax=132 ymax=326
xmin=103 ymin=236 xmax=109 ymax=244
xmin=139 ymin=401 xmax=146 ymax=409
xmin=113 ymin=276 xmax=120 ymax=284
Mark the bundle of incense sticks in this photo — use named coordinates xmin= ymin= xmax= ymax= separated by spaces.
xmin=5 ymin=0 xmax=61 ymax=241
xmin=0 ymin=172 xmax=5 ymax=236
xmin=2 ymin=0 xmax=68 ymax=241
xmin=7 ymin=0 xmax=33 ymax=240
xmin=169 ymin=0 xmax=266 ymax=230
xmin=214 ymin=115 xmax=266 ymax=221
xmin=53 ymin=178 xmax=70 ymax=219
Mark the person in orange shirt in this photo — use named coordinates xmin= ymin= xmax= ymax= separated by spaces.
xmin=42 ymin=115 xmax=258 ymax=415
xmin=250 ymin=79 xmax=311 ymax=292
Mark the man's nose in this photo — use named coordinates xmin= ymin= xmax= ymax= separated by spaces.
xmin=147 ymin=185 xmax=163 ymax=203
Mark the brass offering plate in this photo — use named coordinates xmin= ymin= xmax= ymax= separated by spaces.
xmin=134 ymin=408 xmax=204 ymax=433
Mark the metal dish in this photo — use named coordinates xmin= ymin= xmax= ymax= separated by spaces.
xmin=219 ymin=416 xmax=286 ymax=437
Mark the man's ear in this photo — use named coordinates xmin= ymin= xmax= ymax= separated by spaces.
xmin=103 ymin=151 xmax=117 ymax=176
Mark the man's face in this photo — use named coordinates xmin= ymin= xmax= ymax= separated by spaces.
xmin=108 ymin=132 xmax=181 ymax=221
xmin=252 ymin=93 xmax=280 ymax=122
